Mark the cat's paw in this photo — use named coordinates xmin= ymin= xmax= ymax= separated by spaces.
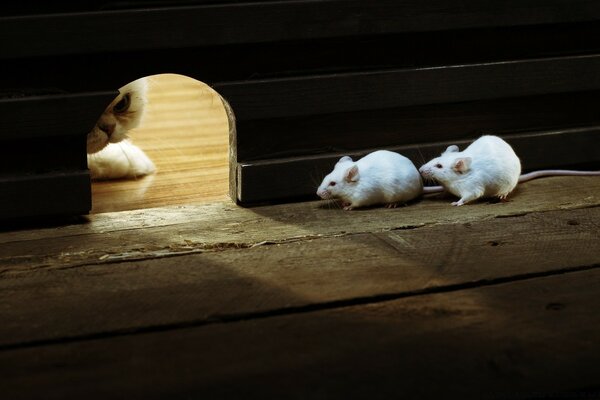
xmin=88 ymin=140 xmax=155 ymax=180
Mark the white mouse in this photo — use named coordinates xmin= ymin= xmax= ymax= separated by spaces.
xmin=419 ymin=135 xmax=600 ymax=206
xmin=419 ymin=135 xmax=521 ymax=206
xmin=316 ymin=150 xmax=423 ymax=210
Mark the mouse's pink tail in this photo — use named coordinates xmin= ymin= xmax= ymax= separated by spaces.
xmin=422 ymin=185 xmax=445 ymax=194
xmin=519 ymin=169 xmax=600 ymax=183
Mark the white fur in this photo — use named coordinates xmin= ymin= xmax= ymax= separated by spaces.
xmin=87 ymin=78 xmax=148 ymax=154
xmin=316 ymin=150 xmax=423 ymax=210
xmin=419 ymin=135 xmax=521 ymax=206
xmin=86 ymin=78 xmax=154 ymax=180
xmin=87 ymin=140 xmax=156 ymax=180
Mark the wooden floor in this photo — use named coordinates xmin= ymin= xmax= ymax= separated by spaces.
xmin=91 ymin=74 xmax=230 ymax=214
xmin=1 ymin=176 xmax=600 ymax=398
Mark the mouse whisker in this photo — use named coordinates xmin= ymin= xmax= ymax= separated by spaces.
xmin=415 ymin=147 xmax=427 ymax=165
xmin=328 ymin=199 xmax=341 ymax=210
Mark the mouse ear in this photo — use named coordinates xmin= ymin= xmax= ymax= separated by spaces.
xmin=344 ymin=165 xmax=359 ymax=183
xmin=337 ymin=156 xmax=353 ymax=165
xmin=443 ymin=145 xmax=459 ymax=154
xmin=452 ymin=157 xmax=472 ymax=173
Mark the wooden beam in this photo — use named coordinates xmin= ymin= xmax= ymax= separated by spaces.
xmin=235 ymin=128 xmax=600 ymax=204
xmin=0 ymin=171 xmax=91 ymax=220
xmin=217 ymin=55 xmax=600 ymax=120
xmin=3 ymin=0 xmax=600 ymax=59
xmin=234 ymin=91 xmax=600 ymax=161
xmin=3 ymin=22 xmax=600 ymax=93
xmin=0 ymin=92 xmax=116 ymax=140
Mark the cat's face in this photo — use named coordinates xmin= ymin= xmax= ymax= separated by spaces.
xmin=87 ymin=78 xmax=148 ymax=154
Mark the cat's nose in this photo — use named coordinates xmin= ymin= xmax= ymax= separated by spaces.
xmin=99 ymin=122 xmax=116 ymax=137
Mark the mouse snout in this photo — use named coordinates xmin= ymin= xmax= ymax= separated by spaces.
xmin=317 ymin=188 xmax=333 ymax=200
xmin=419 ymin=166 xmax=433 ymax=178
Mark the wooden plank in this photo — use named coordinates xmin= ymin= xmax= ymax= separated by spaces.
xmin=0 ymin=93 xmax=110 ymax=220
xmin=0 ymin=135 xmax=86 ymax=175
xmin=0 ymin=206 xmax=598 ymax=348
xmin=1 ymin=268 xmax=599 ymax=398
xmin=0 ymin=171 xmax=91 ymax=220
xmin=4 ymin=21 xmax=600 ymax=93
xmin=235 ymin=128 xmax=600 ymax=203
xmin=0 ymin=1 xmax=233 ymax=16
xmin=1 ymin=176 xmax=599 ymax=270
xmin=0 ymin=92 xmax=116 ymax=140
xmin=217 ymin=55 xmax=600 ymax=121
xmin=0 ymin=92 xmax=112 ymax=220
xmin=235 ymin=91 xmax=600 ymax=161
xmin=3 ymin=0 xmax=600 ymax=59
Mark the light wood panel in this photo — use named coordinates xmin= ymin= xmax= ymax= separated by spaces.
xmin=91 ymin=74 xmax=230 ymax=214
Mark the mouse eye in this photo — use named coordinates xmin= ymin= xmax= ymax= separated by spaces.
xmin=329 ymin=181 xmax=336 ymax=187
xmin=113 ymin=93 xmax=131 ymax=114
xmin=435 ymin=163 xmax=443 ymax=169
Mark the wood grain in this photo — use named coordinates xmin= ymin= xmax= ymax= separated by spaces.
xmin=1 ymin=267 xmax=598 ymax=398
xmin=3 ymin=176 xmax=600 ymax=272
xmin=0 ymin=206 xmax=598 ymax=348
xmin=90 ymin=74 xmax=230 ymax=213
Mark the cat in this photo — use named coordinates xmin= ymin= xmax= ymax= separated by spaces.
xmin=87 ymin=78 xmax=156 ymax=180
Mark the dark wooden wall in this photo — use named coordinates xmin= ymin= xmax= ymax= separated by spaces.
xmin=2 ymin=1 xmax=600 ymax=217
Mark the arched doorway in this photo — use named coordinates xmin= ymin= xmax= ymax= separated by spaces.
xmin=90 ymin=74 xmax=231 ymax=213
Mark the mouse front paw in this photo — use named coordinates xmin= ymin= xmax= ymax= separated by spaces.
xmin=342 ymin=202 xmax=354 ymax=210
xmin=451 ymin=200 xmax=464 ymax=206
xmin=497 ymin=194 xmax=511 ymax=202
